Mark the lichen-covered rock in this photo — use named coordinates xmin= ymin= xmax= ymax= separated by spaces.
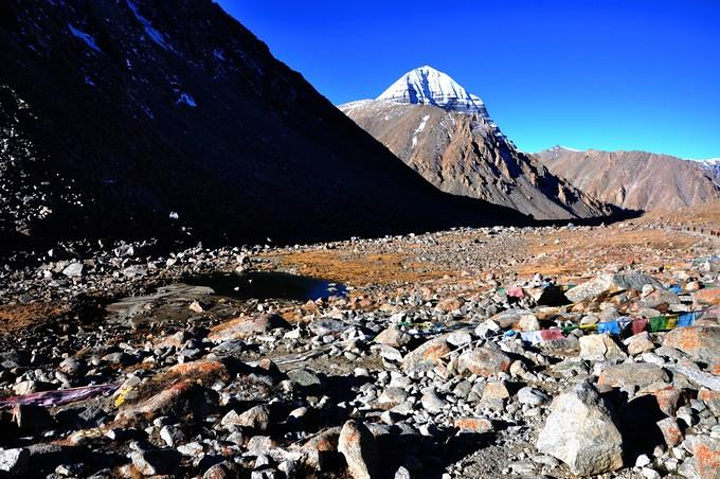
xmin=454 ymin=417 xmax=494 ymax=434
xmin=664 ymin=326 xmax=720 ymax=362
xmin=338 ymin=420 xmax=378 ymax=479
xmin=692 ymin=437 xmax=720 ymax=479
xmin=457 ymin=346 xmax=511 ymax=377
xmin=402 ymin=337 xmax=451 ymax=374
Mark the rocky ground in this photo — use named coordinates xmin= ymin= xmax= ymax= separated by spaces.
xmin=0 ymin=206 xmax=719 ymax=479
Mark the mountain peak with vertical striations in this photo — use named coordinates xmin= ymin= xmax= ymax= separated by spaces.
xmin=376 ymin=65 xmax=490 ymax=116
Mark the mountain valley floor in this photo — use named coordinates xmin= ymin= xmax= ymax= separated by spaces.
xmin=0 ymin=203 xmax=719 ymax=478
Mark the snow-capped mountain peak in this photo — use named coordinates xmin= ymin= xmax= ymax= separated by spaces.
xmin=691 ymin=157 xmax=720 ymax=179
xmin=376 ymin=65 xmax=489 ymax=115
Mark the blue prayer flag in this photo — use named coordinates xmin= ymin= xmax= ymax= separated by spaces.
xmin=678 ymin=312 xmax=696 ymax=327
xmin=597 ymin=321 xmax=621 ymax=335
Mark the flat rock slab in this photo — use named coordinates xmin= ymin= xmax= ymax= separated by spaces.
xmin=107 ymin=284 xmax=215 ymax=319
xmin=598 ymin=363 xmax=670 ymax=391
xmin=566 ymin=272 xmax=662 ymax=303
xmin=664 ymin=326 xmax=720 ymax=362
xmin=208 ymin=313 xmax=290 ymax=341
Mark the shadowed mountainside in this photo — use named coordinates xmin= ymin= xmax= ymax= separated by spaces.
xmin=0 ymin=0 xmax=530 ymax=250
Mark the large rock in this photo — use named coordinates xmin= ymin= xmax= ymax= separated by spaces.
xmin=308 ymin=318 xmax=351 ymax=336
xmin=699 ymin=389 xmax=720 ymax=415
xmin=693 ymin=288 xmax=720 ymax=306
xmin=208 ymin=313 xmax=290 ymax=341
xmin=667 ymin=362 xmax=720 ymax=391
xmin=490 ymin=309 xmax=536 ymax=329
xmin=130 ymin=449 xmax=181 ymax=476
xmin=300 ymin=427 xmax=341 ymax=471
xmin=116 ymin=381 xmax=212 ymax=425
xmin=579 ymin=334 xmax=627 ymax=361
xmin=664 ymin=326 xmax=720 ymax=362
xmin=623 ymin=332 xmax=655 ymax=355
xmin=538 ymin=336 xmax=580 ymax=356
xmin=401 ymin=337 xmax=451 ymax=374
xmin=457 ymin=346 xmax=511 ymax=377
xmin=235 ymin=405 xmax=271 ymax=432
xmin=338 ymin=420 xmax=378 ymax=479
xmin=420 ymin=388 xmax=447 ymax=413
xmin=517 ymin=387 xmax=551 ymax=406
xmin=374 ymin=328 xmax=411 ymax=348
xmin=566 ymin=272 xmax=662 ymax=303
xmin=286 ymin=368 xmax=322 ymax=388
xmin=0 ymin=448 xmax=29 ymax=476
xmin=203 ymin=461 xmax=244 ymax=479
xmin=536 ymin=381 xmax=623 ymax=476
xmin=691 ymin=437 xmax=720 ymax=479
xmin=656 ymin=417 xmax=683 ymax=447
xmin=598 ymin=363 xmax=670 ymax=391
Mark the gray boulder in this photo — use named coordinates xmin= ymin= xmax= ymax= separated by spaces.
xmin=566 ymin=272 xmax=662 ymax=303
xmin=536 ymin=381 xmax=623 ymax=475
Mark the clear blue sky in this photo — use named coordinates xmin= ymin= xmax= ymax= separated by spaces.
xmin=216 ymin=0 xmax=720 ymax=159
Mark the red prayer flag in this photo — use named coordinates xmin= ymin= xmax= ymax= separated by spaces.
xmin=631 ymin=318 xmax=648 ymax=335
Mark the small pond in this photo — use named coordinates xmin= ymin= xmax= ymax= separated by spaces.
xmin=184 ymin=271 xmax=347 ymax=301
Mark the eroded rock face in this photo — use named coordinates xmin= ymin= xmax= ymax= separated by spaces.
xmin=537 ymin=381 xmax=623 ymax=476
xmin=535 ymin=147 xmax=720 ymax=212
xmin=340 ymin=98 xmax=613 ymax=221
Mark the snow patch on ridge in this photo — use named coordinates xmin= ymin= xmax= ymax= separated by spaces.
xmin=177 ymin=92 xmax=197 ymax=107
xmin=68 ymin=25 xmax=101 ymax=52
xmin=411 ymin=115 xmax=430 ymax=150
xmin=414 ymin=115 xmax=430 ymax=134
xmin=127 ymin=0 xmax=174 ymax=52
xmin=559 ymin=145 xmax=581 ymax=152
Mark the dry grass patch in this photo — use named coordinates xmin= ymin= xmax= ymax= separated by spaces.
xmin=0 ymin=302 xmax=69 ymax=335
xmin=265 ymin=250 xmax=454 ymax=286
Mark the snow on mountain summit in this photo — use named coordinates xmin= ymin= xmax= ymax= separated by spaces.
xmin=376 ymin=65 xmax=490 ymax=116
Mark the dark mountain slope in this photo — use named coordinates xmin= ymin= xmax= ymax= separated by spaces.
xmin=0 ymin=0 xmax=527 ymax=249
